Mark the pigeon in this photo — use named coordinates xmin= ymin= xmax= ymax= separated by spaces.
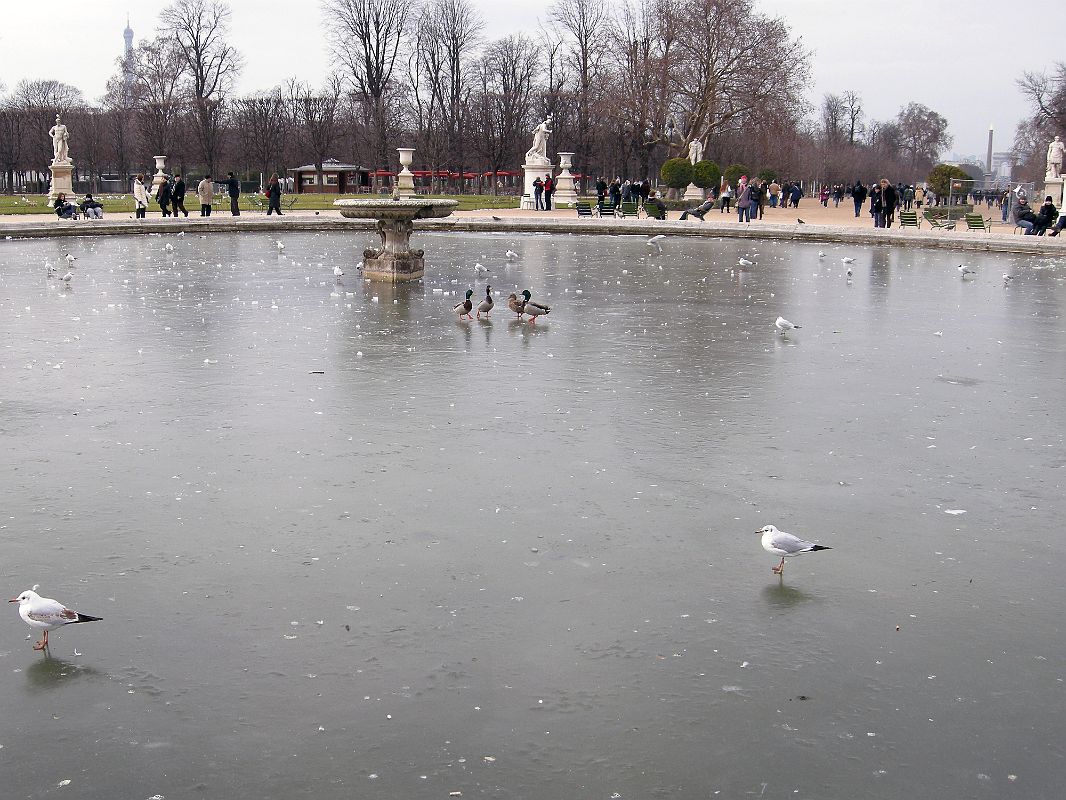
xmin=757 ymin=525 xmax=832 ymax=575
xmin=333 ymin=265 xmax=344 ymax=277
xmin=738 ymin=258 xmax=755 ymax=266
xmin=9 ymin=588 xmax=102 ymax=651
xmin=492 ymin=215 xmax=503 ymax=221
xmin=846 ymin=266 xmax=853 ymax=278
xmin=505 ymin=250 xmax=518 ymax=260
xmin=477 ymin=285 xmax=494 ymax=318
xmin=797 ymin=218 xmax=805 ymax=224
xmin=957 ymin=265 xmax=977 ymax=278
xmin=841 ymin=256 xmax=855 ymax=264
xmin=775 ymin=316 xmax=800 ymax=333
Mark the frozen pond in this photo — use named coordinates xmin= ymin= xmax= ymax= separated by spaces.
xmin=1 ymin=230 xmax=1064 ymax=799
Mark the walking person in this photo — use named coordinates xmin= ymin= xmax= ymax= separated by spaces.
xmin=533 ymin=176 xmax=544 ymax=210
xmin=172 ymin=174 xmax=189 ymax=217
xmin=266 ymin=173 xmax=283 ymax=215
xmin=156 ymin=175 xmax=172 ymax=217
xmin=880 ymin=179 xmax=898 ymax=228
xmin=225 ymin=172 xmax=241 ymax=216
xmin=852 ymin=181 xmax=868 ymax=218
xmin=133 ymin=173 xmax=149 ymax=219
xmin=720 ymin=182 xmax=733 ymax=213
xmin=609 ymin=179 xmax=622 ymax=209
xmin=870 ymin=184 xmax=884 ymax=227
xmin=595 ymin=176 xmax=608 ymax=204
xmin=768 ymin=179 xmax=781 ymax=208
xmin=197 ymin=174 xmax=214 ymax=216
xmin=737 ymin=178 xmax=753 ymax=223
xmin=543 ymin=173 xmax=555 ymax=211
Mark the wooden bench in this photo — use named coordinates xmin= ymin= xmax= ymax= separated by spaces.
xmin=619 ymin=201 xmax=640 ymax=218
xmin=575 ymin=201 xmax=593 ymax=217
xmin=898 ymin=210 xmax=920 ymax=229
xmin=597 ymin=202 xmax=617 ymax=218
xmin=964 ymin=213 xmax=991 ymax=232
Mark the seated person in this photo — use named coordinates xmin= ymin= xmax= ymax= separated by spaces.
xmin=679 ymin=198 xmax=715 ymax=221
xmin=79 ymin=194 xmax=104 ymax=219
xmin=645 ymin=192 xmax=667 ymax=220
xmin=53 ymin=193 xmax=77 ymax=219
xmin=1035 ymin=195 xmax=1058 ymax=235
xmin=1048 ymin=215 xmax=1066 ymax=237
xmin=1013 ymin=196 xmax=1038 ymax=234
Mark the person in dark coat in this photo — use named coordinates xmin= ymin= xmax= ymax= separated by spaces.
xmin=645 ymin=191 xmax=667 ymax=220
xmin=172 ymin=174 xmax=188 ymax=217
xmin=1035 ymin=195 xmax=1058 ymax=234
xmin=595 ymin=177 xmax=608 ymax=204
xmin=852 ymin=181 xmax=868 ymax=218
xmin=880 ymin=179 xmax=898 ymax=227
xmin=266 ymin=173 xmax=283 ymax=215
xmin=226 ymin=172 xmax=241 ymax=216
xmin=609 ymin=179 xmax=622 ymax=208
xmin=156 ymin=176 xmax=173 ymax=217
xmin=533 ymin=177 xmax=544 ymax=210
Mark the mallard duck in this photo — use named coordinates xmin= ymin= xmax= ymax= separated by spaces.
xmin=477 ymin=285 xmax=494 ymax=318
xmin=507 ymin=292 xmax=525 ymax=318
xmin=520 ymin=289 xmax=550 ymax=324
xmin=454 ymin=288 xmax=474 ymax=320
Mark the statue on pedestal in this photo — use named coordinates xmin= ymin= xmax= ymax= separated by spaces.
xmin=525 ymin=117 xmax=553 ymax=165
xmin=688 ymin=139 xmax=704 ymax=166
xmin=1046 ymin=135 xmax=1064 ymax=179
xmin=49 ymin=114 xmax=70 ymax=165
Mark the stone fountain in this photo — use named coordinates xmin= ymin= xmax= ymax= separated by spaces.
xmin=335 ymin=197 xmax=457 ymax=282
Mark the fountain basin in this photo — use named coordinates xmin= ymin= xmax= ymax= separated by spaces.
xmin=335 ymin=198 xmax=457 ymax=282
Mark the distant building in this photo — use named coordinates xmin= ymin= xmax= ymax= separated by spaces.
xmin=288 ymin=159 xmax=372 ymax=194
xmin=121 ymin=16 xmax=135 ymax=100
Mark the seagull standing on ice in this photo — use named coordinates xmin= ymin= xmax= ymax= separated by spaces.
xmin=738 ymin=257 xmax=755 ymax=266
xmin=61 ymin=271 xmax=74 ymax=283
xmin=841 ymin=256 xmax=855 ymax=264
xmin=64 ymin=253 xmax=77 ymax=265
xmin=9 ymin=589 xmax=102 ymax=650
xmin=958 ymin=265 xmax=977 ymax=278
xmin=276 ymin=241 xmax=285 ymax=251
xmin=505 ymin=250 xmax=518 ymax=260
xmin=647 ymin=234 xmax=666 ymax=254
xmin=1003 ymin=273 xmax=1014 ymax=286
xmin=333 ymin=265 xmax=344 ymax=278
xmin=775 ymin=316 xmax=800 ymax=333
xmin=757 ymin=525 xmax=832 ymax=575
xmin=473 ymin=263 xmax=488 ymax=276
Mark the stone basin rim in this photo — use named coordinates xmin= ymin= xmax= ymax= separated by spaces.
xmin=334 ymin=198 xmax=458 ymax=220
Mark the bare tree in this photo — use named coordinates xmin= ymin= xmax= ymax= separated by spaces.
xmin=232 ymin=88 xmax=290 ymax=183
xmin=322 ymin=0 xmax=410 ymax=171
xmin=842 ymin=90 xmax=863 ymax=145
xmin=894 ymin=102 xmax=951 ymax=172
xmin=1017 ymin=63 xmax=1066 ymax=131
xmin=11 ymin=79 xmax=85 ymax=189
xmin=287 ymin=76 xmax=344 ymax=191
xmin=128 ymin=37 xmax=186 ymax=168
xmin=160 ymin=0 xmax=242 ymax=175
xmin=0 ymin=99 xmax=25 ymax=193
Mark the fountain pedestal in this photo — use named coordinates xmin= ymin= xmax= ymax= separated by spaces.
xmin=554 ymin=153 xmax=578 ymax=207
xmin=335 ymin=198 xmax=457 ymax=282
xmin=151 ymin=155 xmax=168 ymax=193
xmin=397 ymin=148 xmax=416 ymax=199
xmin=48 ymin=161 xmax=76 ymax=203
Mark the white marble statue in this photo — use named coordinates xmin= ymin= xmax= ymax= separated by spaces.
xmin=1047 ymin=135 xmax=1064 ymax=179
xmin=49 ymin=115 xmax=70 ymax=164
xmin=688 ymin=139 xmax=704 ymax=166
xmin=526 ymin=117 xmax=553 ymax=164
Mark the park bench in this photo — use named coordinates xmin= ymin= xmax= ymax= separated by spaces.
xmin=575 ymin=201 xmax=593 ymax=217
xmin=619 ymin=201 xmax=640 ymax=218
xmin=898 ymin=210 xmax=920 ymax=229
xmin=964 ymin=213 xmax=991 ymax=232
xmin=596 ymin=201 xmax=617 ymax=218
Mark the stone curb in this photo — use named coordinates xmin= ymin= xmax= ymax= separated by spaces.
xmin=1 ymin=215 xmax=1062 ymax=257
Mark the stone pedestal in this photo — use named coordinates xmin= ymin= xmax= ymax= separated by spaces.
xmin=151 ymin=155 xmax=167 ymax=193
xmin=1042 ymin=176 xmax=1064 ymax=207
xmin=683 ymin=183 xmax=704 ymax=201
xmin=48 ymin=161 xmax=75 ymax=203
xmin=363 ymin=220 xmax=425 ymax=282
xmin=554 ymin=153 xmax=578 ymax=207
xmin=397 ymin=148 xmax=416 ymax=199
xmin=521 ymin=162 xmax=552 ymax=210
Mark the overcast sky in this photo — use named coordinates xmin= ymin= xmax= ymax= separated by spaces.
xmin=0 ymin=0 xmax=1057 ymax=159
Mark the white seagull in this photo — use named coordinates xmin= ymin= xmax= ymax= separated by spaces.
xmin=333 ymin=265 xmax=344 ymax=278
xmin=505 ymin=250 xmax=518 ymax=260
xmin=61 ymin=271 xmax=74 ymax=283
xmin=647 ymin=234 xmax=667 ymax=253
xmin=177 ymin=231 xmax=185 ymax=238
xmin=276 ymin=241 xmax=285 ymax=251
xmin=738 ymin=257 xmax=755 ymax=266
xmin=841 ymin=256 xmax=855 ymax=264
xmin=818 ymin=251 xmax=826 ymax=258
xmin=957 ymin=265 xmax=977 ymax=278
xmin=473 ymin=263 xmax=488 ymax=275
xmin=64 ymin=253 xmax=77 ymax=264
xmin=164 ymin=243 xmax=174 ymax=252
xmin=9 ymin=589 xmax=102 ymax=650
xmin=757 ymin=525 xmax=832 ymax=575
xmin=775 ymin=316 xmax=800 ymax=333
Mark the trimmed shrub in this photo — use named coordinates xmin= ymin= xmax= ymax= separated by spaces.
xmin=660 ymin=158 xmax=693 ymax=190
xmin=757 ymin=168 xmax=778 ymax=182
xmin=692 ymin=160 xmax=721 ymax=190
xmin=723 ymin=163 xmax=748 ymax=187
xmin=927 ymin=164 xmax=971 ymax=201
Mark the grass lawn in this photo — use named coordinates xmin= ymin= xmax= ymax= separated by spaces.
xmin=0 ymin=193 xmax=520 ymax=216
